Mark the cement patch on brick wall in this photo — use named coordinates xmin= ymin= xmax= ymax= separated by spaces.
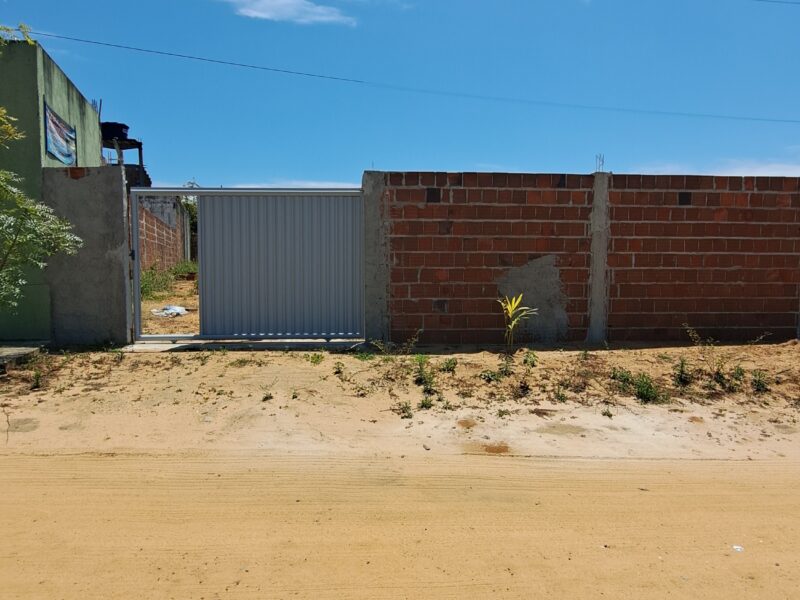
xmin=497 ymin=255 xmax=568 ymax=342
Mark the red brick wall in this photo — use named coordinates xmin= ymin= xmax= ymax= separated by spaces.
xmin=385 ymin=172 xmax=594 ymax=344
xmin=383 ymin=171 xmax=800 ymax=345
xmin=608 ymin=174 xmax=800 ymax=341
xmin=138 ymin=205 xmax=186 ymax=271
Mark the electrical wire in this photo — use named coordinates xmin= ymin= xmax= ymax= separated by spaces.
xmin=26 ymin=29 xmax=800 ymax=125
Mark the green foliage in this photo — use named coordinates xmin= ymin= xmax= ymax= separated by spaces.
xmin=497 ymin=408 xmax=512 ymax=418
xmin=333 ymin=361 xmax=345 ymax=377
xmin=304 ymin=352 xmax=324 ymax=365
xmin=497 ymin=293 xmax=538 ymax=348
xmin=140 ymin=266 xmax=175 ymax=300
xmin=610 ymin=367 xmax=634 ymax=387
xmin=632 ymin=373 xmax=668 ymax=404
xmin=478 ymin=369 xmax=502 ymax=384
xmin=30 ymin=368 xmax=42 ymax=390
xmin=612 ymin=367 xmax=668 ymax=403
xmin=392 ymin=401 xmax=413 ymax=419
xmin=354 ymin=351 xmax=375 ymax=362
xmin=438 ymin=357 xmax=458 ymax=374
xmin=751 ymin=370 xmax=770 ymax=394
xmin=522 ymin=350 xmax=538 ymax=368
xmin=417 ymin=396 xmax=434 ymax=410
xmin=552 ymin=386 xmax=567 ymax=403
xmin=498 ymin=355 xmax=514 ymax=378
xmin=170 ymin=260 xmax=198 ymax=278
xmin=673 ymin=357 xmax=693 ymax=388
xmin=413 ymin=355 xmax=438 ymax=396
xmin=0 ymin=171 xmax=82 ymax=309
xmin=601 ymin=406 xmax=613 ymax=419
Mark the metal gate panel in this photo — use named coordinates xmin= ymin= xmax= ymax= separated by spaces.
xmin=197 ymin=192 xmax=363 ymax=338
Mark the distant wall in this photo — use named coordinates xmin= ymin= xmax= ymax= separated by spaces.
xmin=41 ymin=166 xmax=131 ymax=346
xmin=607 ymin=175 xmax=800 ymax=341
xmin=36 ymin=43 xmax=103 ymax=171
xmin=138 ymin=197 xmax=188 ymax=271
xmin=367 ymin=171 xmax=800 ymax=345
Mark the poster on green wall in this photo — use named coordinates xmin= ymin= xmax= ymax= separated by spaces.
xmin=44 ymin=102 xmax=77 ymax=166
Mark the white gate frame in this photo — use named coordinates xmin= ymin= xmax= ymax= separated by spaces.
xmin=130 ymin=187 xmax=365 ymax=341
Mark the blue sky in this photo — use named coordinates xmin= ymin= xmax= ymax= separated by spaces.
xmin=4 ymin=0 xmax=800 ymax=186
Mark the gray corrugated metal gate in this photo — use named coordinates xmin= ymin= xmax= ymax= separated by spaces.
xmin=132 ymin=188 xmax=364 ymax=340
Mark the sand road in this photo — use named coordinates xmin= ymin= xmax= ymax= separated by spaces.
xmin=1 ymin=453 xmax=798 ymax=599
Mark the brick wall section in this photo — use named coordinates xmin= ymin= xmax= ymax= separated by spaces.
xmin=385 ymin=172 xmax=594 ymax=344
xmin=138 ymin=205 xmax=186 ymax=271
xmin=608 ymin=174 xmax=800 ymax=341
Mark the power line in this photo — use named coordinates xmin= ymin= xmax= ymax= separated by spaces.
xmin=27 ymin=29 xmax=800 ymax=125
xmin=749 ymin=0 xmax=800 ymax=5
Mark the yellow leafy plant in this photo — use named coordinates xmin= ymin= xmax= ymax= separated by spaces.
xmin=497 ymin=293 xmax=538 ymax=348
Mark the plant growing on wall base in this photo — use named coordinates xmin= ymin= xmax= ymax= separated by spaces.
xmin=497 ymin=293 xmax=538 ymax=348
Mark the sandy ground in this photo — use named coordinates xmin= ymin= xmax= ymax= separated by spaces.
xmin=141 ymin=279 xmax=199 ymax=335
xmin=1 ymin=342 xmax=799 ymax=597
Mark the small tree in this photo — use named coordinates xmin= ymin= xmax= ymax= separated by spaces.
xmin=0 ymin=173 xmax=82 ymax=308
xmin=0 ymin=24 xmax=82 ymax=309
xmin=497 ymin=293 xmax=537 ymax=348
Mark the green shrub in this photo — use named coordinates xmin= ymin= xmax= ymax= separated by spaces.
xmin=751 ymin=370 xmax=770 ymax=394
xmin=479 ymin=370 xmax=502 ymax=384
xmin=439 ymin=357 xmax=458 ymax=374
xmin=523 ymin=350 xmax=538 ymax=367
xmin=170 ymin=260 xmax=198 ymax=278
xmin=417 ymin=396 xmax=434 ymax=410
xmin=633 ymin=373 xmax=667 ymax=404
xmin=140 ymin=267 xmax=174 ymax=300
xmin=673 ymin=357 xmax=693 ymax=388
xmin=610 ymin=367 xmax=634 ymax=388
xmin=552 ymin=386 xmax=567 ymax=403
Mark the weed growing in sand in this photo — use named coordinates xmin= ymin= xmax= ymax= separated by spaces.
xmin=580 ymin=349 xmax=591 ymax=361
xmin=30 ymin=369 xmax=42 ymax=390
xmin=632 ymin=373 xmax=668 ymax=404
xmin=751 ymin=370 xmax=770 ymax=394
xmin=479 ymin=369 xmax=503 ymax=384
xmin=498 ymin=355 xmax=514 ymax=378
xmin=333 ymin=361 xmax=345 ymax=377
xmin=438 ymin=357 xmax=458 ymax=374
xmin=523 ymin=350 xmax=538 ymax=368
xmin=262 ymin=392 xmax=274 ymax=402
xmin=304 ymin=353 xmax=324 ymax=365
xmin=108 ymin=348 xmax=125 ymax=364
xmin=601 ymin=406 xmax=613 ymax=419
xmin=551 ymin=385 xmax=567 ymax=403
xmin=229 ymin=357 xmax=258 ymax=368
xmin=497 ymin=408 xmax=512 ymax=418
xmin=514 ymin=378 xmax=531 ymax=398
xmin=610 ymin=367 xmax=634 ymax=387
xmin=418 ymin=396 xmax=434 ymax=410
xmin=354 ymin=351 xmax=375 ymax=362
xmin=413 ymin=355 xmax=438 ymax=396
xmin=392 ymin=401 xmax=413 ymax=419
xmin=673 ymin=357 xmax=694 ymax=388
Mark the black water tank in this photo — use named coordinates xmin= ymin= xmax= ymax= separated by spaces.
xmin=101 ymin=122 xmax=129 ymax=140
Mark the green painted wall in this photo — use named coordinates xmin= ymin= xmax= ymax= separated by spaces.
xmin=0 ymin=42 xmax=103 ymax=341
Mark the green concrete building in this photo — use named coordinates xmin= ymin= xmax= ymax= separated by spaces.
xmin=0 ymin=41 xmax=104 ymax=341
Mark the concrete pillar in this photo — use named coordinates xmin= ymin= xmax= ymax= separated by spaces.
xmin=42 ymin=166 xmax=132 ymax=346
xmin=362 ymin=171 xmax=390 ymax=341
xmin=586 ymin=172 xmax=611 ymax=344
